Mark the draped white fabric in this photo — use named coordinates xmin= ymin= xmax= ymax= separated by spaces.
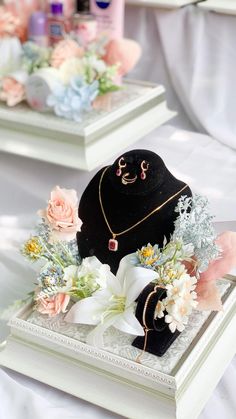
xmin=126 ymin=5 xmax=236 ymax=148
xmin=1 ymin=4 xmax=236 ymax=419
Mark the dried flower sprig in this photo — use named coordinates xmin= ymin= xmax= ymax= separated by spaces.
xmin=173 ymin=194 xmax=220 ymax=271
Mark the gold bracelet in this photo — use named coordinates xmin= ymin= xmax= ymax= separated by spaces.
xmin=135 ymin=285 xmax=166 ymax=363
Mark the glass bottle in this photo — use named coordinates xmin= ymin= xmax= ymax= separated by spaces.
xmin=48 ymin=2 xmax=67 ymax=46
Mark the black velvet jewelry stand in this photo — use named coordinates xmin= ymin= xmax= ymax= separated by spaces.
xmin=132 ymin=283 xmax=180 ymax=357
xmin=77 ymin=149 xmax=192 ymax=356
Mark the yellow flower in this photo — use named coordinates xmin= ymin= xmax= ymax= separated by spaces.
xmin=165 ymin=268 xmax=176 ymax=281
xmin=145 ymin=258 xmax=157 ymax=266
xmin=140 ymin=245 xmax=154 ymax=258
xmin=23 ymin=237 xmax=42 ymax=260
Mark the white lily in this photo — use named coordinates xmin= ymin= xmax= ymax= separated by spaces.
xmin=62 ymin=256 xmax=111 ymax=297
xmin=65 ymin=254 xmax=158 ymax=347
xmin=76 ymin=256 xmax=111 ymax=290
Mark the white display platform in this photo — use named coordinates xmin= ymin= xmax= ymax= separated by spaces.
xmin=0 ymin=80 xmax=175 ymax=171
xmin=198 ymin=0 xmax=236 ymax=15
xmin=0 ymin=275 xmax=235 ymax=419
xmin=126 ymin=0 xmax=202 ymax=8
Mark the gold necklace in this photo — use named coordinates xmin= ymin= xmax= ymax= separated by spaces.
xmin=99 ymin=166 xmax=188 ymax=252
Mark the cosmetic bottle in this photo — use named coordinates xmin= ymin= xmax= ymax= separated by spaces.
xmin=28 ymin=11 xmax=48 ymax=47
xmin=73 ymin=1 xmax=97 ymax=47
xmin=89 ymin=0 xmax=124 ymax=40
xmin=76 ymin=0 xmax=89 ymax=11
xmin=48 ymin=1 xmax=67 ymax=46
xmin=25 ymin=68 xmax=60 ymax=112
xmin=63 ymin=0 xmax=76 ymax=17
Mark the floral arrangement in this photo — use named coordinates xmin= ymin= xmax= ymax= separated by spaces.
xmin=0 ymin=7 xmax=142 ymax=121
xmin=0 ymin=38 xmax=121 ymax=118
xmin=19 ymin=186 xmax=236 ymax=348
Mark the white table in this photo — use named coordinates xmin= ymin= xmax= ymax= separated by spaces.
xmin=198 ymin=0 xmax=236 ymax=15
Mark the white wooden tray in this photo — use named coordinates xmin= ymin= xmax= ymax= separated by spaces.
xmin=198 ymin=0 xmax=236 ymax=15
xmin=0 ymin=275 xmax=235 ymax=419
xmin=0 ymin=80 xmax=175 ymax=171
xmin=126 ymin=0 xmax=202 ymax=8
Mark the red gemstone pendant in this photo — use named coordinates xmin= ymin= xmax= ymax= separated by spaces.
xmin=108 ymin=238 xmax=118 ymax=251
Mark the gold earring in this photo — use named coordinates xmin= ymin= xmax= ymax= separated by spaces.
xmin=140 ymin=160 xmax=149 ymax=180
xmin=116 ymin=157 xmax=126 ymax=177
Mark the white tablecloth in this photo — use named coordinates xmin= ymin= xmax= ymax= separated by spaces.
xmin=1 ymin=4 xmax=236 ymax=419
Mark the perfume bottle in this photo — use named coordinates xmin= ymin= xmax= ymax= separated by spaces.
xmin=73 ymin=0 xmax=97 ymax=47
xmin=28 ymin=11 xmax=48 ymax=47
xmin=48 ymin=1 xmax=66 ymax=46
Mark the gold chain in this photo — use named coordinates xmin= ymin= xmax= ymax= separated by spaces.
xmin=135 ymin=285 xmax=166 ymax=363
xmin=99 ymin=166 xmax=188 ymax=239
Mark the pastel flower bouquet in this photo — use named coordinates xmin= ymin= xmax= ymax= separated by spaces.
xmin=0 ymin=4 xmax=142 ymax=121
xmin=17 ymin=186 xmax=236 ymax=351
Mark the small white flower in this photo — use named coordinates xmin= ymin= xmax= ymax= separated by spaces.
xmin=154 ymin=300 xmax=165 ymax=319
xmin=165 ymin=313 xmax=188 ymax=333
xmin=183 ymin=290 xmax=198 ymax=309
xmin=165 ymin=273 xmax=197 ymax=300
xmin=162 ymin=270 xmax=198 ymax=333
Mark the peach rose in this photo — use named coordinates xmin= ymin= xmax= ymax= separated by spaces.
xmin=0 ymin=76 xmax=25 ymax=107
xmin=103 ymin=39 xmax=142 ymax=76
xmin=36 ymin=293 xmax=70 ymax=317
xmin=0 ymin=5 xmax=27 ymax=42
xmin=50 ymin=39 xmax=84 ymax=68
xmin=38 ymin=186 xmax=82 ymax=242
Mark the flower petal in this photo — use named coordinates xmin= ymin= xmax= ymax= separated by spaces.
xmin=86 ymin=315 xmax=117 ymax=348
xmin=124 ymin=267 xmax=158 ymax=304
xmin=169 ymin=322 xmax=177 ymax=333
xmin=200 ymin=231 xmax=236 ymax=282
xmin=105 ymin=273 xmax=122 ymax=296
xmin=65 ymin=297 xmax=104 ymax=325
xmin=114 ymin=307 xmax=144 ymax=336
xmin=116 ymin=253 xmax=136 ymax=284
xmin=196 ymin=281 xmax=223 ymax=311
xmin=83 ymin=256 xmax=105 ymax=271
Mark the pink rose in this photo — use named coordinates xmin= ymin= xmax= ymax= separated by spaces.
xmin=0 ymin=77 xmax=25 ymax=107
xmin=36 ymin=293 xmax=70 ymax=317
xmin=38 ymin=186 xmax=82 ymax=242
xmin=103 ymin=39 xmax=142 ymax=76
xmin=50 ymin=39 xmax=84 ymax=68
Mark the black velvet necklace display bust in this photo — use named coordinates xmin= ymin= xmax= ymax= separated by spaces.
xmin=77 ymin=149 xmax=192 ymax=273
xmin=77 ymin=149 xmax=192 ymax=357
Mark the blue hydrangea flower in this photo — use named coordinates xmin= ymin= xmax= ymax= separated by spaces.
xmin=47 ymin=76 xmax=99 ymax=122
